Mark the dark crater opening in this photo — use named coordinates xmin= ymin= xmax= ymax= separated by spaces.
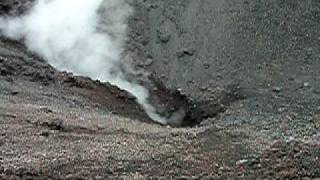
xmin=148 ymin=78 xmax=247 ymax=127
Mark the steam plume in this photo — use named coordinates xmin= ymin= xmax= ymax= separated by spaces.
xmin=0 ymin=0 xmax=184 ymax=125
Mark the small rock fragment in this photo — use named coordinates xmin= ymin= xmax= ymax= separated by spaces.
xmin=10 ymin=90 xmax=19 ymax=95
xmin=144 ymin=58 xmax=153 ymax=66
xmin=236 ymin=159 xmax=249 ymax=165
xmin=303 ymin=82 xmax=310 ymax=88
xmin=272 ymin=86 xmax=281 ymax=93
xmin=39 ymin=131 xmax=50 ymax=137
xmin=46 ymin=118 xmax=64 ymax=131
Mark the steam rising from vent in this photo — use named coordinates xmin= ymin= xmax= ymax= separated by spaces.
xmin=0 ymin=0 xmax=185 ymax=125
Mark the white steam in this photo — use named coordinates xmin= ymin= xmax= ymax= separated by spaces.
xmin=0 ymin=0 xmax=182 ymax=125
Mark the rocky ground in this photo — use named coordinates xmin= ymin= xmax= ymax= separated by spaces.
xmin=1 ymin=0 xmax=320 ymax=179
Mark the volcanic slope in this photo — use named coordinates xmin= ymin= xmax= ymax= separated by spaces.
xmin=1 ymin=0 xmax=320 ymax=179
